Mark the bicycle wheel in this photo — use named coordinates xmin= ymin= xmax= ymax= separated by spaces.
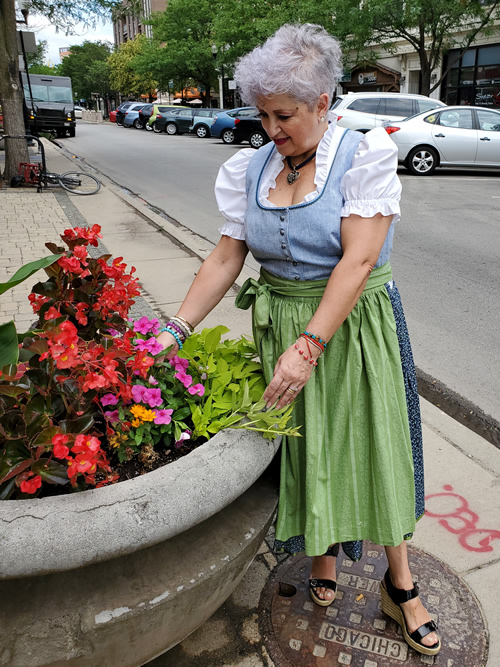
xmin=58 ymin=171 xmax=101 ymax=195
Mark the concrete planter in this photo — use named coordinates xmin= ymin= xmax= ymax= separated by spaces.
xmin=0 ymin=430 xmax=280 ymax=667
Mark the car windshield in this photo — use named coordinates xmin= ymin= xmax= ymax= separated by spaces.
xmin=24 ymin=83 xmax=73 ymax=104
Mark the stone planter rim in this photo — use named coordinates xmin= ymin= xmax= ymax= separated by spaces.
xmin=0 ymin=429 xmax=280 ymax=579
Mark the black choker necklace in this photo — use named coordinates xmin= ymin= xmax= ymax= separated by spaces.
xmin=286 ymin=152 xmax=317 ymax=184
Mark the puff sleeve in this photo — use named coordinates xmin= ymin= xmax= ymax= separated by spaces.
xmin=215 ymin=148 xmax=255 ymax=240
xmin=340 ymin=128 xmax=402 ymax=224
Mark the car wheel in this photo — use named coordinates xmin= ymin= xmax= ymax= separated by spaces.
xmin=145 ymin=122 xmax=153 ymax=131
xmin=69 ymin=128 xmax=76 ymax=138
xmin=221 ymin=129 xmax=236 ymax=144
xmin=196 ymin=124 xmax=209 ymax=138
xmin=406 ymin=146 xmax=438 ymax=175
xmin=249 ymin=131 xmax=265 ymax=149
xmin=116 ymin=120 xmax=123 ymax=127
xmin=152 ymin=121 xmax=163 ymax=134
xmin=133 ymin=119 xmax=143 ymax=129
xmin=165 ymin=122 xmax=178 ymax=135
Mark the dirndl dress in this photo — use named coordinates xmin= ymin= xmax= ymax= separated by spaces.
xmin=231 ymin=131 xmax=424 ymax=561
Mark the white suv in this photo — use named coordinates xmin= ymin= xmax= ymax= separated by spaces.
xmin=332 ymin=93 xmax=446 ymax=132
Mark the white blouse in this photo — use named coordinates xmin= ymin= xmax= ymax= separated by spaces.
xmin=215 ymin=113 xmax=402 ymax=241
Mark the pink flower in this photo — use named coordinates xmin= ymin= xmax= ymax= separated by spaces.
xmin=144 ymin=387 xmax=162 ymax=408
xmin=154 ymin=408 xmax=173 ymax=425
xmin=133 ymin=338 xmax=150 ymax=351
xmin=148 ymin=375 xmax=158 ymax=385
xmin=170 ymin=355 xmax=189 ymax=371
xmin=132 ymin=384 xmax=148 ymax=403
xmin=133 ymin=316 xmax=160 ymax=335
xmin=174 ymin=369 xmax=193 ymax=388
xmin=101 ymin=393 xmax=119 ymax=406
xmin=175 ymin=430 xmax=192 ymax=447
xmin=104 ymin=410 xmax=120 ymax=422
xmin=146 ymin=338 xmax=164 ymax=355
xmin=187 ymin=383 xmax=205 ymax=397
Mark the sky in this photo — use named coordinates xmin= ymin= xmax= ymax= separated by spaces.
xmin=29 ymin=15 xmax=115 ymax=66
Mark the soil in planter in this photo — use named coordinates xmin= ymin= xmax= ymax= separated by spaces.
xmin=115 ymin=436 xmax=206 ymax=481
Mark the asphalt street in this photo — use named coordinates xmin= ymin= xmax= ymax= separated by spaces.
xmin=61 ymin=121 xmax=500 ymax=423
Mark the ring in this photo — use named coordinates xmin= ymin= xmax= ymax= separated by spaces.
xmin=286 ymin=387 xmax=298 ymax=394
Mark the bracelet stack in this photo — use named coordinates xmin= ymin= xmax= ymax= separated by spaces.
xmin=294 ymin=330 xmax=327 ymax=368
xmin=160 ymin=315 xmax=194 ymax=350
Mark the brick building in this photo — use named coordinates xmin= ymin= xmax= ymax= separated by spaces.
xmin=113 ymin=0 xmax=168 ymax=47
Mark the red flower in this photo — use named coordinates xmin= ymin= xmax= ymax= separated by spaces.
xmin=44 ymin=306 xmax=62 ymax=321
xmin=72 ymin=434 xmax=101 ymax=454
xmin=74 ymin=453 xmax=97 ymax=474
xmin=82 ymin=372 xmax=107 ymax=392
xmin=20 ymin=474 xmax=42 ymax=494
xmin=58 ymin=255 xmax=84 ymax=274
xmin=74 ymin=302 xmax=89 ymax=326
xmin=52 ymin=433 xmax=71 ymax=459
xmin=73 ymin=245 xmax=88 ymax=260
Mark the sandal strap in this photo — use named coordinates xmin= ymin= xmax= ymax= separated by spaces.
xmin=384 ymin=568 xmax=419 ymax=604
xmin=409 ymin=620 xmax=439 ymax=644
xmin=310 ymin=578 xmax=337 ymax=593
xmin=324 ymin=543 xmax=340 ymax=557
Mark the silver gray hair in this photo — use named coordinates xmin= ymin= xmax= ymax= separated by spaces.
xmin=234 ymin=24 xmax=343 ymax=110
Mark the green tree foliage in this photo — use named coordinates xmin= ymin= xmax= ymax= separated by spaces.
xmin=108 ymin=34 xmax=158 ymax=99
xmin=331 ymin=0 xmax=500 ymax=96
xmin=132 ymin=0 xmax=218 ymax=104
xmin=58 ymin=40 xmax=112 ymax=101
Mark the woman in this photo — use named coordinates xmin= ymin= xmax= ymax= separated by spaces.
xmin=157 ymin=24 xmax=440 ymax=657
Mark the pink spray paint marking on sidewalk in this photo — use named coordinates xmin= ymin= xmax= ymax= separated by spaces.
xmin=425 ymin=484 xmax=500 ymax=553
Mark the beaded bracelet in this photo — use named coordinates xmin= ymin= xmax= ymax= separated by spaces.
xmin=171 ymin=315 xmax=194 ymax=335
xmin=167 ymin=321 xmax=186 ymax=339
xmin=169 ymin=317 xmax=190 ymax=339
xmin=161 ymin=325 xmax=183 ymax=349
xmin=294 ymin=343 xmax=318 ymax=367
xmin=299 ymin=333 xmax=324 ymax=354
xmin=303 ymin=331 xmax=327 ymax=347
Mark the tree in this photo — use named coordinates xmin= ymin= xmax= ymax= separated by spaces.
xmin=0 ymin=0 xmax=123 ymax=182
xmin=108 ymin=34 xmax=158 ymax=99
xmin=133 ymin=0 xmax=218 ymax=105
xmin=58 ymin=40 xmax=113 ymax=102
xmin=331 ymin=0 xmax=500 ymax=96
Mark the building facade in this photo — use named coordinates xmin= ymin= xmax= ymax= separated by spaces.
xmin=113 ymin=0 xmax=168 ymax=48
xmin=340 ymin=24 xmax=500 ymax=107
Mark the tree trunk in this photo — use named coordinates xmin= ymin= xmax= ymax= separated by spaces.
xmin=0 ymin=0 xmax=30 ymax=182
xmin=419 ymin=53 xmax=432 ymax=97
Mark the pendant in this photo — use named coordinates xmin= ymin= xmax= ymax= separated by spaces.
xmin=287 ymin=169 xmax=300 ymax=185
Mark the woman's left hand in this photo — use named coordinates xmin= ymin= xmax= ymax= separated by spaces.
xmin=263 ymin=343 xmax=315 ymax=409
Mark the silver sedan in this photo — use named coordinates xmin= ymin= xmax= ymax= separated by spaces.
xmin=384 ymin=105 xmax=500 ymax=175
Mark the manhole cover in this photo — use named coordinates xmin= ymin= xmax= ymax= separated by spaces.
xmin=260 ymin=542 xmax=488 ymax=666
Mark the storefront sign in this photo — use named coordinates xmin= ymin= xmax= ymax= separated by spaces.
xmin=358 ymin=72 xmax=377 ymax=85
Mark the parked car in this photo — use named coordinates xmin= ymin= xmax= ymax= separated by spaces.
xmin=153 ymin=108 xmax=193 ymax=134
xmin=148 ymin=103 xmax=189 ymax=129
xmin=210 ymin=107 xmax=258 ymax=142
xmin=122 ymin=103 xmax=147 ymax=129
xmin=384 ymin=105 xmax=500 ymax=175
xmin=189 ymin=108 xmax=223 ymax=138
xmin=331 ymin=93 xmax=446 ymax=132
xmin=74 ymin=105 xmax=83 ymax=119
xmin=109 ymin=109 xmax=117 ymax=123
xmin=232 ymin=114 xmax=270 ymax=148
xmin=115 ymin=101 xmax=137 ymax=126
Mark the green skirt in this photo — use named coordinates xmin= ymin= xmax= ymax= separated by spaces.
xmin=236 ymin=262 xmax=416 ymax=557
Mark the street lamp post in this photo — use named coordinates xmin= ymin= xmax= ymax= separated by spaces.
xmin=211 ymin=44 xmax=224 ymax=108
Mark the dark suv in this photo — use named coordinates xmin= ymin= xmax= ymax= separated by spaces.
xmin=231 ymin=114 xmax=270 ymax=148
xmin=115 ymin=101 xmax=136 ymax=126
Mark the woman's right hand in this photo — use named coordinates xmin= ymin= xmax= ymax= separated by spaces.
xmin=155 ymin=331 xmax=179 ymax=361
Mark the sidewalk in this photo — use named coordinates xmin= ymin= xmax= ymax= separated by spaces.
xmin=1 ymin=139 xmax=499 ymax=666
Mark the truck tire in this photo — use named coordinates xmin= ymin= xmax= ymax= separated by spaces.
xmin=69 ymin=127 xmax=76 ymax=137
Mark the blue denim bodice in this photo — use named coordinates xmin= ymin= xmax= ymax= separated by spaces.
xmin=244 ymin=129 xmax=395 ymax=281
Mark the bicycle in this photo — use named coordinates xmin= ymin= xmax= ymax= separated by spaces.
xmin=1 ymin=134 xmax=101 ymax=195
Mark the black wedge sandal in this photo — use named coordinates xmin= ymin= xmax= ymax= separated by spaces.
xmin=380 ymin=568 xmax=441 ymax=656
xmin=309 ymin=543 xmax=339 ymax=608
